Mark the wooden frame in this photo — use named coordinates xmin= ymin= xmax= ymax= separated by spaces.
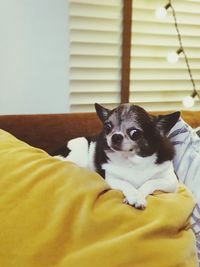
xmin=120 ymin=0 xmax=132 ymax=104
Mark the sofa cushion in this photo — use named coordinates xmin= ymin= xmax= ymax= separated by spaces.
xmin=0 ymin=129 xmax=197 ymax=267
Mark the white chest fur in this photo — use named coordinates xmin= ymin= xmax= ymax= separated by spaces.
xmin=102 ymin=151 xmax=176 ymax=189
xmin=102 ymin=151 xmax=178 ymax=209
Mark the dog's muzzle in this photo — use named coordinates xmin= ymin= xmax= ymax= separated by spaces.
xmin=111 ymin=133 xmax=124 ymax=150
xmin=110 ymin=133 xmax=134 ymax=152
xmin=112 ymin=133 xmax=123 ymax=144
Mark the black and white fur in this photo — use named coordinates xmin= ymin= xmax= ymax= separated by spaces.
xmin=54 ymin=103 xmax=180 ymax=209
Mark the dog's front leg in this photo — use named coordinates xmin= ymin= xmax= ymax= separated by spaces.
xmin=105 ymin=174 xmax=147 ymax=209
xmin=139 ymin=176 xmax=178 ymax=200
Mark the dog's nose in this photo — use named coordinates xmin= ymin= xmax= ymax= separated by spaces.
xmin=112 ymin=133 xmax=123 ymax=144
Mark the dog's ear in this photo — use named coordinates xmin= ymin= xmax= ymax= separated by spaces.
xmin=155 ymin=111 xmax=180 ymax=135
xmin=95 ymin=103 xmax=111 ymax=122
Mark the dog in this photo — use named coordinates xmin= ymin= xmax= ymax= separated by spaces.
xmin=54 ymin=103 xmax=180 ymax=209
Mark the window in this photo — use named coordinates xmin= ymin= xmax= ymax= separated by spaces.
xmin=131 ymin=0 xmax=200 ymax=111
xmin=69 ymin=0 xmax=200 ymax=112
xmin=69 ymin=0 xmax=122 ymax=112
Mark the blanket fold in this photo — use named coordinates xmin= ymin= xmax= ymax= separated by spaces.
xmin=0 ymin=130 xmax=197 ymax=267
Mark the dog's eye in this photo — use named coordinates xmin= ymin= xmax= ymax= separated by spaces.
xmin=128 ymin=128 xmax=142 ymax=140
xmin=104 ymin=122 xmax=113 ymax=133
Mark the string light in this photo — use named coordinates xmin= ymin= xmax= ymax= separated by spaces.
xmin=167 ymin=48 xmax=182 ymax=64
xmin=155 ymin=0 xmax=200 ymax=108
xmin=182 ymin=91 xmax=198 ymax=108
xmin=182 ymin=95 xmax=195 ymax=108
xmin=155 ymin=3 xmax=171 ymax=19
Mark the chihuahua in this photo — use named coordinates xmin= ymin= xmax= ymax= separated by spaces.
xmin=54 ymin=103 xmax=180 ymax=209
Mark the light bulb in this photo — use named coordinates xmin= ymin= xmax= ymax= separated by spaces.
xmin=167 ymin=51 xmax=179 ymax=63
xmin=155 ymin=7 xmax=167 ymax=19
xmin=182 ymin=95 xmax=195 ymax=108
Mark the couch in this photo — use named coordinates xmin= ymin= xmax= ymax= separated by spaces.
xmin=0 ymin=110 xmax=200 ymax=155
xmin=0 ymin=110 xmax=199 ymax=267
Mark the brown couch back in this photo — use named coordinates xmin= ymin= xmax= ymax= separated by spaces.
xmin=0 ymin=113 xmax=101 ymax=155
xmin=0 ymin=111 xmax=199 ymax=155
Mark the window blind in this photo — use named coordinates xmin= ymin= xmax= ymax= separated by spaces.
xmin=131 ymin=0 xmax=200 ymax=111
xmin=69 ymin=0 xmax=122 ymax=112
xmin=69 ymin=0 xmax=200 ymax=112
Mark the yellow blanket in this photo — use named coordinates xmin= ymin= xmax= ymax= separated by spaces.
xmin=0 ymin=130 xmax=197 ymax=267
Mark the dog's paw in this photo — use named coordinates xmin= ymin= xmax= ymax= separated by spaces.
xmin=123 ymin=191 xmax=147 ymax=210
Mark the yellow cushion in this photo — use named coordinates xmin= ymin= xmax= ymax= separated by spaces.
xmin=0 ymin=129 xmax=197 ymax=267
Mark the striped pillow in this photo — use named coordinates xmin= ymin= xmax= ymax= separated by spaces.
xmin=168 ymin=119 xmax=200 ymax=262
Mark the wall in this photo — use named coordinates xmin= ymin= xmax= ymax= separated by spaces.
xmin=0 ymin=0 xmax=69 ymax=114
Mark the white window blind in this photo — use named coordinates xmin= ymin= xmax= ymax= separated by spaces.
xmin=131 ymin=0 xmax=200 ymax=111
xmin=69 ymin=0 xmax=122 ymax=112
xmin=69 ymin=0 xmax=200 ymax=112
